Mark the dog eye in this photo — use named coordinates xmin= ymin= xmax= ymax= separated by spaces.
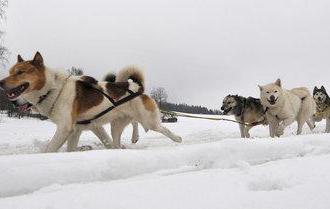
xmin=266 ymin=91 xmax=270 ymax=94
xmin=274 ymin=90 xmax=278 ymax=93
xmin=16 ymin=70 xmax=24 ymax=75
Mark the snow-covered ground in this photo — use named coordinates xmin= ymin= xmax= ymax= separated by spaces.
xmin=0 ymin=114 xmax=330 ymax=209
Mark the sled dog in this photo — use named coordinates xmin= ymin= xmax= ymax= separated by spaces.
xmin=258 ymin=79 xmax=315 ymax=137
xmin=15 ymin=72 xmax=140 ymax=146
xmin=313 ymin=86 xmax=330 ymax=132
xmin=221 ymin=95 xmax=267 ymax=138
xmin=0 ymin=52 xmax=182 ymax=152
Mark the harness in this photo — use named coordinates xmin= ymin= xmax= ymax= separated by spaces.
xmin=37 ymin=90 xmax=52 ymax=104
xmin=36 ymin=76 xmax=142 ymax=125
xmin=76 ymin=82 xmax=142 ymax=125
xmin=36 ymin=75 xmax=72 ymax=116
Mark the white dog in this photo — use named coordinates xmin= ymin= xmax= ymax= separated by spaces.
xmin=259 ymin=79 xmax=315 ymax=137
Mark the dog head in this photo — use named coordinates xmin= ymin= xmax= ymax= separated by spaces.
xmin=221 ymin=94 xmax=244 ymax=115
xmin=258 ymin=78 xmax=283 ymax=107
xmin=0 ymin=52 xmax=46 ymax=101
xmin=313 ymin=86 xmax=328 ymax=104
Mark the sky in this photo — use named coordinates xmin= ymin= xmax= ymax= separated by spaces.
xmin=1 ymin=0 xmax=330 ymax=109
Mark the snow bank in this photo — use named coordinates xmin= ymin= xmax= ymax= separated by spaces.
xmin=1 ymin=134 xmax=330 ymax=197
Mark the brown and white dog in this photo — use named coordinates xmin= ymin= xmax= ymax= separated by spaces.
xmin=0 ymin=52 xmax=182 ymax=152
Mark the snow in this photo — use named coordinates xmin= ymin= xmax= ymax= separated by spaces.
xmin=0 ymin=114 xmax=330 ymax=209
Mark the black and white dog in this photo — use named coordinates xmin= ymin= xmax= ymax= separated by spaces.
xmin=313 ymin=86 xmax=330 ymax=132
xmin=221 ymin=95 xmax=267 ymax=138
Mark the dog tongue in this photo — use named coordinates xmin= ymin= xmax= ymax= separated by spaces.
xmin=18 ymin=103 xmax=31 ymax=113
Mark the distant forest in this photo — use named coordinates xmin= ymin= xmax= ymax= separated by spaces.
xmin=150 ymin=87 xmax=221 ymax=115
xmin=160 ymin=102 xmax=221 ymax=115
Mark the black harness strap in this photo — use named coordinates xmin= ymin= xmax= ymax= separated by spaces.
xmin=76 ymin=83 xmax=142 ymax=125
xmin=37 ymin=90 xmax=52 ymax=105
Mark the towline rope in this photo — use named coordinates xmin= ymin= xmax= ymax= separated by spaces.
xmin=160 ymin=110 xmax=263 ymax=127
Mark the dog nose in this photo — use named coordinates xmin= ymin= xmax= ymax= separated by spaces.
xmin=221 ymin=106 xmax=224 ymax=110
xmin=318 ymin=97 xmax=322 ymax=101
xmin=270 ymin=95 xmax=275 ymax=101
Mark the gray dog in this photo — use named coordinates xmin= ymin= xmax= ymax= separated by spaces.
xmin=221 ymin=95 xmax=267 ymax=138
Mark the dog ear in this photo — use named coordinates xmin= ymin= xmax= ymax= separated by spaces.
xmin=258 ymin=85 xmax=263 ymax=91
xmin=32 ymin=51 xmax=44 ymax=68
xmin=17 ymin=54 xmax=24 ymax=63
xmin=313 ymin=86 xmax=318 ymax=94
xmin=321 ymin=86 xmax=326 ymax=91
xmin=274 ymin=79 xmax=281 ymax=87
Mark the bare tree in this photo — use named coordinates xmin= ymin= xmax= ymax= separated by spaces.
xmin=67 ymin=66 xmax=84 ymax=76
xmin=150 ymin=87 xmax=168 ymax=108
xmin=0 ymin=0 xmax=8 ymax=64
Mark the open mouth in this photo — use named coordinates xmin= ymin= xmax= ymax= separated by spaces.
xmin=267 ymin=97 xmax=278 ymax=105
xmin=223 ymin=107 xmax=232 ymax=115
xmin=5 ymin=83 xmax=29 ymax=100
xmin=11 ymin=100 xmax=33 ymax=113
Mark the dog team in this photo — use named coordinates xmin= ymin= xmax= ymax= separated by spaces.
xmin=221 ymin=79 xmax=330 ymax=138
xmin=0 ymin=52 xmax=329 ymax=153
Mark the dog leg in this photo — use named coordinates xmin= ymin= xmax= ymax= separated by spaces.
xmin=277 ymin=117 xmax=295 ymax=135
xmin=67 ymin=129 xmax=82 ymax=152
xmin=244 ymin=126 xmax=252 ymax=138
xmin=90 ymin=125 xmax=112 ymax=149
xmin=131 ymin=121 xmax=139 ymax=144
xmin=306 ymin=118 xmax=316 ymax=131
xmin=296 ymin=120 xmax=304 ymax=135
xmin=239 ymin=124 xmax=245 ymax=138
xmin=151 ymin=125 xmax=182 ymax=142
xmin=45 ymin=126 xmax=73 ymax=153
xmin=326 ymin=118 xmax=330 ymax=133
xmin=111 ymin=117 xmax=132 ymax=149
xmin=266 ymin=114 xmax=278 ymax=138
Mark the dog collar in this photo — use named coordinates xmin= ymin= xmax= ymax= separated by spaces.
xmin=37 ymin=90 xmax=52 ymax=105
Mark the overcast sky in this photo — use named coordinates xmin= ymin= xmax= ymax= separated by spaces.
xmin=1 ymin=0 xmax=330 ymax=109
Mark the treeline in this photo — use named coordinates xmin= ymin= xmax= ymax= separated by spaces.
xmin=160 ymin=102 xmax=222 ymax=115
xmin=150 ymin=87 xmax=221 ymax=115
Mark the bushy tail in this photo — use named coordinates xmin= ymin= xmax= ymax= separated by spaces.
xmin=292 ymin=87 xmax=316 ymax=117
xmin=291 ymin=87 xmax=311 ymax=100
xmin=103 ymin=73 xmax=116 ymax=82
xmin=116 ymin=66 xmax=145 ymax=92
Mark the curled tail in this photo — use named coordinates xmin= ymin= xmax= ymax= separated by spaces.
xmin=103 ymin=73 xmax=116 ymax=82
xmin=116 ymin=66 xmax=145 ymax=93
xmin=291 ymin=87 xmax=311 ymax=100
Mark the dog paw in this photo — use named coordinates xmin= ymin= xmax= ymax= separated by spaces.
xmin=76 ymin=145 xmax=93 ymax=151
xmin=131 ymin=137 xmax=139 ymax=144
xmin=110 ymin=144 xmax=126 ymax=149
xmin=173 ymin=136 xmax=182 ymax=143
xmin=276 ymin=126 xmax=284 ymax=136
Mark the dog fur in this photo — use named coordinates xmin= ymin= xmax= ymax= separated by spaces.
xmin=313 ymin=86 xmax=330 ymax=132
xmin=0 ymin=52 xmax=182 ymax=152
xmin=258 ymin=79 xmax=316 ymax=137
xmin=221 ymin=95 xmax=267 ymax=138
